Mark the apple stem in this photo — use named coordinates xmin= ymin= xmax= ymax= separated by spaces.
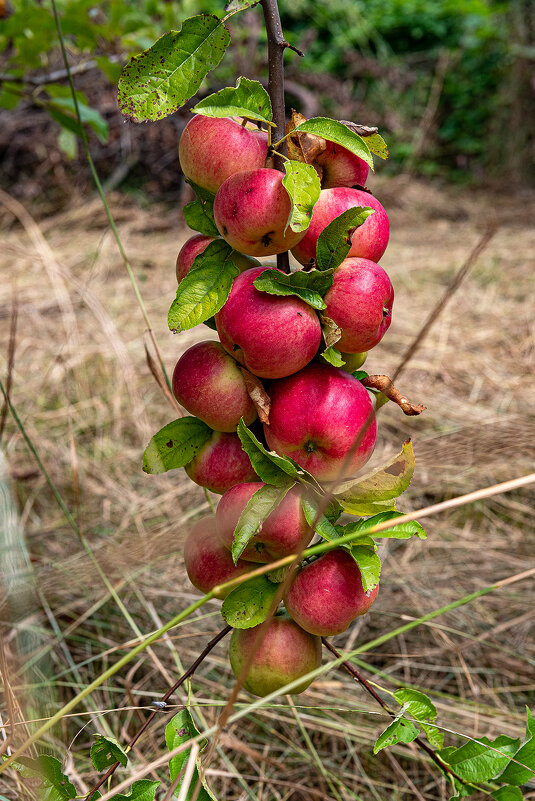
xmin=261 ymin=0 xmax=290 ymax=273
xmin=83 ymin=625 xmax=232 ymax=801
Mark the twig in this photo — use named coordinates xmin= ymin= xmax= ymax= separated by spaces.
xmin=84 ymin=626 xmax=231 ymax=800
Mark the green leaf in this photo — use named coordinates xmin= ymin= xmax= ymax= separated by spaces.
xmin=232 ymin=482 xmax=294 ymax=562
xmin=321 ymin=346 xmax=345 ymax=367
xmin=183 ymin=197 xmax=219 ymax=237
xmin=316 ymin=206 xmax=376 ymax=271
xmin=222 ymin=574 xmax=280 ymax=628
xmin=334 ymin=440 xmax=415 ymax=513
xmin=349 ymin=543 xmax=381 ymax=592
xmin=394 ymin=688 xmax=443 ymax=749
xmin=165 ymin=709 xmax=215 ymax=801
xmin=498 ymin=708 xmax=535 ymax=785
xmin=193 ymin=77 xmax=272 ymax=125
xmin=49 ymin=97 xmax=109 ymax=143
xmin=118 ymin=15 xmax=230 ymax=123
xmin=253 ymin=268 xmax=332 ymax=311
xmin=58 ymin=129 xmax=77 ymax=160
xmin=363 ymin=132 xmax=389 ymax=160
xmin=282 ymin=160 xmax=321 ymax=233
xmin=353 ymin=370 xmax=369 ymax=381
xmin=293 ymin=117 xmax=373 ymax=169
xmin=6 ymin=755 xmax=77 ymax=799
xmin=492 ymin=787 xmax=524 ymax=801
xmin=441 ymin=736 xmax=521 ymax=784
xmin=142 ymin=417 xmax=212 ymax=474
xmin=107 ymin=780 xmax=160 ymax=800
xmin=300 ymin=494 xmax=338 ymax=541
xmin=91 ymin=735 xmax=128 ymax=771
xmin=237 ymin=420 xmax=319 ymax=488
xmin=224 ymin=0 xmax=260 ymax=13
xmin=168 ymin=259 xmax=238 ymax=331
xmin=374 ymin=714 xmax=420 ymax=754
xmin=341 ymin=512 xmax=426 ymax=541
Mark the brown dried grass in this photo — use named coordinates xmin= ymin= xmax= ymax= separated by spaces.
xmin=0 ymin=178 xmax=534 ymax=800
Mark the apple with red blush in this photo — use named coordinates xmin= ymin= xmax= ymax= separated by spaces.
xmin=185 ymin=431 xmax=256 ymax=495
xmin=316 ymin=141 xmax=369 ymax=189
xmin=176 ymin=235 xmax=258 ymax=283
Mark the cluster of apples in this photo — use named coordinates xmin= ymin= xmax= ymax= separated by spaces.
xmin=173 ymin=114 xmax=393 ymax=696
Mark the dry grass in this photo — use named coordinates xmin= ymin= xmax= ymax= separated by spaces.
xmin=0 ymin=177 xmax=534 ymax=800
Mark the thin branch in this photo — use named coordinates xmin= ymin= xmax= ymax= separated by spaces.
xmin=84 ymin=626 xmax=231 ymax=801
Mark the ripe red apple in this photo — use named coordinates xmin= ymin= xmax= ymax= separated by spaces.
xmin=291 ymin=187 xmax=390 ymax=266
xmin=315 ymin=141 xmax=369 ymax=189
xmin=216 ymin=482 xmax=313 ymax=562
xmin=229 ymin=613 xmax=322 ymax=696
xmin=183 ymin=515 xmax=260 ymax=599
xmin=213 ymin=168 xmax=306 ymax=257
xmin=176 ymin=235 xmax=260 ymax=283
xmin=185 ymin=431 xmax=256 ymax=495
xmin=172 ymin=341 xmax=257 ymax=432
xmin=284 ymin=548 xmax=379 ymax=635
xmin=179 ymin=115 xmax=268 ymax=194
xmin=323 ymin=258 xmax=394 ymax=353
xmin=264 ymin=363 xmax=377 ymax=481
xmin=215 ymin=267 xmax=322 ymax=379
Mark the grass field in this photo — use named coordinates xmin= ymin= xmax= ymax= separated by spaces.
xmin=1 ymin=176 xmax=534 ymax=800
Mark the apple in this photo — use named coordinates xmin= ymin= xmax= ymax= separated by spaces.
xmin=183 ymin=515 xmax=260 ymax=599
xmin=229 ymin=613 xmax=322 ymax=696
xmin=185 ymin=431 xmax=257 ymax=495
xmin=323 ymin=258 xmax=394 ymax=353
xmin=215 ymin=267 xmax=322 ymax=379
xmin=264 ymin=363 xmax=377 ymax=481
xmin=216 ymin=482 xmax=313 ymax=562
xmin=213 ymin=168 xmax=307 ymax=257
xmin=291 ymin=187 xmax=390 ymax=266
xmin=284 ymin=548 xmax=379 ymax=635
xmin=179 ymin=115 xmax=268 ymax=194
xmin=315 ymin=141 xmax=369 ymax=189
xmin=172 ymin=341 xmax=257 ymax=432
xmin=340 ymin=351 xmax=367 ymax=372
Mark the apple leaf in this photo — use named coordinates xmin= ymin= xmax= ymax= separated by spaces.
xmin=253 ymin=268 xmax=333 ymax=311
xmin=282 ymin=160 xmax=321 ymax=233
xmin=232 ymin=482 xmax=294 ymax=563
xmin=315 ymin=206 xmax=375 ymax=271
xmin=498 ymin=708 xmax=535 ymax=786
xmin=393 ymin=689 xmax=443 ymax=750
xmin=321 ymin=346 xmax=345 ymax=367
xmin=165 ymin=710 xmax=215 ymax=801
xmin=492 ymin=788 xmax=524 ymax=801
xmin=333 ymin=440 xmax=415 ymax=514
xmin=293 ymin=117 xmax=374 ymax=169
xmin=320 ymin=313 xmax=342 ymax=348
xmin=224 ymin=0 xmax=260 ymax=13
xmin=142 ymin=417 xmax=212 ymax=474
xmin=183 ymin=197 xmax=219 ymax=237
xmin=237 ymin=420 xmax=320 ymax=489
xmin=6 ymin=755 xmax=78 ymax=799
xmin=118 ymin=15 xmax=230 ymax=122
xmin=222 ymin=574 xmax=280 ymax=627
xmin=168 ymin=258 xmax=239 ymax=331
xmin=106 ymin=780 xmax=161 ymax=800
xmin=300 ymin=494 xmax=339 ymax=541
xmin=193 ymin=77 xmax=273 ymax=125
xmin=374 ymin=713 xmax=420 ymax=754
xmin=338 ymin=120 xmax=389 ymax=160
xmin=440 ymin=736 xmax=521 ymax=784
xmin=348 ymin=542 xmax=381 ymax=592
xmin=340 ymin=512 xmax=426 ymax=541
xmin=91 ymin=735 xmax=128 ymax=771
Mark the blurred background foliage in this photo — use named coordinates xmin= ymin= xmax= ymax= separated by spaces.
xmin=0 ymin=0 xmax=533 ymax=209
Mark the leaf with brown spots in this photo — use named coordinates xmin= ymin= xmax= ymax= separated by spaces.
xmin=286 ymin=109 xmax=327 ymax=165
xmin=239 ymin=367 xmax=271 ymax=424
xmin=333 ymin=440 xmax=415 ymax=515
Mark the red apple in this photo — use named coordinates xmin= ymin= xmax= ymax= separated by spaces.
xmin=185 ymin=431 xmax=256 ymax=495
xmin=291 ymin=187 xmax=390 ymax=266
xmin=179 ymin=115 xmax=268 ymax=194
xmin=315 ymin=141 xmax=369 ymax=189
xmin=323 ymin=258 xmax=394 ymax=353
xmin=172 ymin=341 xmax=257 ymax=432
xmin=183 ymin=515 xmax=260 ymax=599
xmin=176 ymin=235 xmax=260 ymax=283
xmin=215 ymin=267 xmax=322 ymax=379
xmin=216 ymin=482 xmax=313 ymax=562
xmin=264 ymin=363 xmax=377 ymax=481
xmin=213 ymin=168 xmax=306 ymax=257
xmin=229 ymin=613 xmax=322 ymax=696
xmin=284 ymin=548 xmax=379 ymax=635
